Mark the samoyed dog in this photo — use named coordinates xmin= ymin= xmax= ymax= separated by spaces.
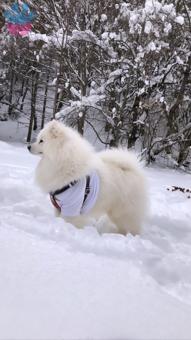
xmin=28 ymin=120 xmax=147 ymax=235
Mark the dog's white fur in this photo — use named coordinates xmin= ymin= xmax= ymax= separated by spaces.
xmin=29 ymin=120 xmax=147 ymax=235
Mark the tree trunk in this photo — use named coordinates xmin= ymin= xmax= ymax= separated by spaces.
xmin=8 ymin=66 xmax=15 ymax=116
xmin=20 ymin=80 xmax=29 ymax=112
xmin=27 ymin=72 xmax=39 ymax=142
xmin=41 ymin=70 xmax=50 ymax=129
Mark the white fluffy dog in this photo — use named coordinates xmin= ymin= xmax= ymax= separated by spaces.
xmin=28 ymin=120 xmax=147 ymax=235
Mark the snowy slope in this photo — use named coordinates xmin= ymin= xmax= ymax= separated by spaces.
xmin=0 ymin=141 xmax=191 ymax=339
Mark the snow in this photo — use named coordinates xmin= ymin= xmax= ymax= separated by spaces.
xmin=0 ymin=121 xmax=28 ymax=143
xmin=29 ymin=28 xmax=116 ymax=58
xmin=147 ymin=41 xmax=157 ymax=52
xmin=144 ymin=20 xmax=153 ymax=34
xmin=56 ymin=94 xmax=105 ymax=119
xmin=164 ymin=22 xmax=172 ymax=34
xmin=145 ymin=0 xmax=162 ymax=14
xmin=101 ymin=14 xmax=107 ymax=22
xmin=0 ymin=141 xmax=191 ymax=339
xmin=175 ymin=15 xmax=185 ymax=25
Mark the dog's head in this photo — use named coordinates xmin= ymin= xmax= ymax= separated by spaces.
xmin=28 ymin=120 xmax=95 ymax=191
xmin=28 ymin=120 xmax=69 ymax=158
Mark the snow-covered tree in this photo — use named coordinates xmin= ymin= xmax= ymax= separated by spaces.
xmin=0 ymin=0 xmax=190 ymax=168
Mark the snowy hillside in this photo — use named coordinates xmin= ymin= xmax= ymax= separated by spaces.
xmin=0 ymin=141 xmax=191 ymax=339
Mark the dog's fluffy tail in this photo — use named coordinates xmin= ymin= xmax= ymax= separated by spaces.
xmin=98 ymin=148 xmax=143 ymax=173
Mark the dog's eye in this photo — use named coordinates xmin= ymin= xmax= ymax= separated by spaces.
xmin=39 ymin=139 xmax=44 ymax=144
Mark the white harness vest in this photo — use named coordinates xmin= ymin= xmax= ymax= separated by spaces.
xmin=50 ymin=171 xmax=100 ymax=217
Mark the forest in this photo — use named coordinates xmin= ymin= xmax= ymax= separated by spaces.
xmin=0 ymin=0 xmax=191 ymax=169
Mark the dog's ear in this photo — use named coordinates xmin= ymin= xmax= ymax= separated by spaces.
xmin=47 ymin=120 xmax=63 ymax=139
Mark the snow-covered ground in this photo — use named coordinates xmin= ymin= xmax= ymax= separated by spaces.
xmin=0 ymin=141 xmax=191 ymax=339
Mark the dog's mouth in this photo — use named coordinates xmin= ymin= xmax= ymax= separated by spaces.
xmin=27 ymin=145 xmax=43 ymax=155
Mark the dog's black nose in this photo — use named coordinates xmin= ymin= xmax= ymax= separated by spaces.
xmin=27 ymin=145 xmax=31 ymax=151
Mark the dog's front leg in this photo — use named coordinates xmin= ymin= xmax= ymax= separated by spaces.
xmin=65 ymin=215 xmax=92 ymax=229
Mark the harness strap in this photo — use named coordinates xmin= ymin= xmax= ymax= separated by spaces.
xmin=53 ymin=180 xmax=77 ymax=196
xmin=81 ymin=175 xmax=90 ymax=209
xmin=50 ymin=176 xmax=91 ymax=214
xmin=50 ymin=194 xmax=61 ymax=212
xmin=50 ymin=179 xmax=77 ymax=212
